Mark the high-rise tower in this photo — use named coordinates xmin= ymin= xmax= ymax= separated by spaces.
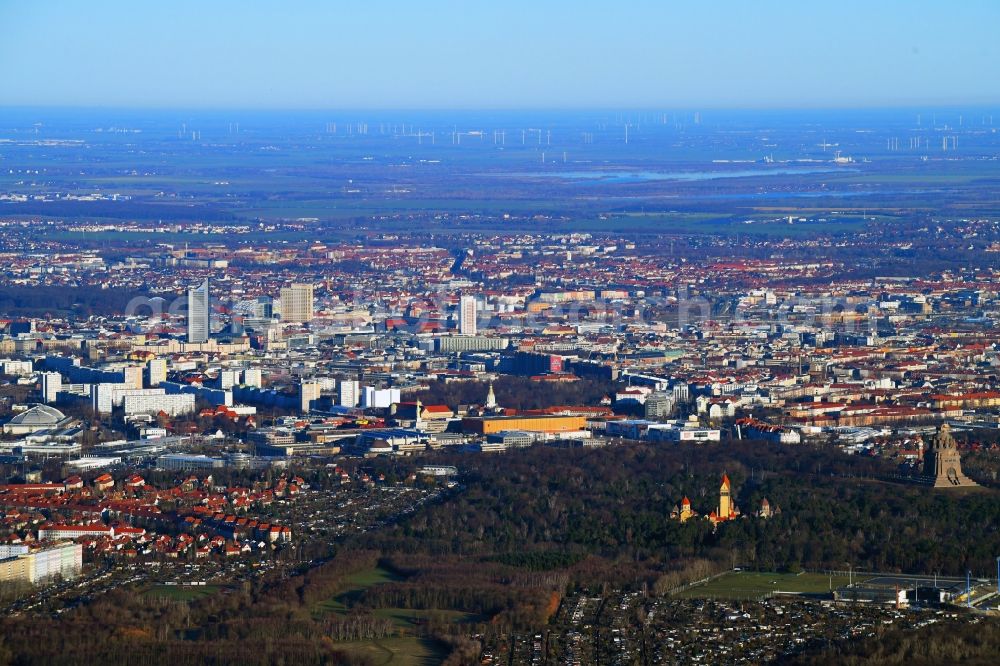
xmin=281 ymin=283 xmax=314 ymax=323
xmin=187 ymin=279 xmax=209 ymax=343
xmin=459 ymin=294 xmax=477 ymax=336
xmin=41 ymin=372 xmax=62 ymax=403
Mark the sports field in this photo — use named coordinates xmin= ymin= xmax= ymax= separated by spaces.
xmin=144 ymin=584 xmax=223 ymax=602
xmin=674 ymin=571 xmax=863 ymax=599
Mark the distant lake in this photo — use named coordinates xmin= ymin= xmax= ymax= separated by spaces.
xmin=509 ymin=167 xmax=851 ymax=184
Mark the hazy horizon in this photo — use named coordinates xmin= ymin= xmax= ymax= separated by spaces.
xmin=1 ymin=104 xmax=997 ymax=115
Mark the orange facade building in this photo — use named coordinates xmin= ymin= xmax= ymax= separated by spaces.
xmin=462 ymin=414 xmax=586 ymax=435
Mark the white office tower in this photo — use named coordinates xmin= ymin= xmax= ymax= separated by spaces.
xmin=91 ymin=383 xmax=116 ymax=415
xmin=218 ymin=369 xmax=240 ymax=389
xmin=459 ymin=294 xmax=477 ymax=336
xmin=146 ymin=358 xmax=167 ymax=387
xmin=41 ymin=372 xmax=62 ymax=404
xmin=300 ymin=381 xmax=321 ymax=412
xmin=362 ymin=386 xmax=400 ymax=409
xmin=123 ymin=365 xmax=143 ymax=390
xmin=187 ymin=279 xmax=210 ymax=343
xmin=338 ymin=379 xmax=360 ymax=408
xmin=242 ymin=367 xmax=262 ymax=388
xmin=281 ymin=283 xmax=314 ymax=323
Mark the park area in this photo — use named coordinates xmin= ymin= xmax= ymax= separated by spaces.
xmin=333 ymin=637 xmax=448 ymax=666
xmin=314 ymin=566 xmax=481 ymax=665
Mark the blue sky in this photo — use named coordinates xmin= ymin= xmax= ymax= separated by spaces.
xmin=1 ymin=0 xmax=998 ymax=109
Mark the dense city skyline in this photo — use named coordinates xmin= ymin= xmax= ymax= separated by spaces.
xmin=3 ymin=4 xmax=1000 ymax=665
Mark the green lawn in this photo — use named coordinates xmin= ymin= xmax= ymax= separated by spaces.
xmin=314 ymin=567 xmax=478 ymax=664
xmin=345 ymin=567 xmax=405 ymax=587
xmin=334 ymin=637 xmax=448 ymax=666
xmin=314 ymin=566 xmax=404 ymax=615
xmin=144 ymin=584 xmax=222 ymax=602
xmin=674 ymin=571 xmax=865 ymax=599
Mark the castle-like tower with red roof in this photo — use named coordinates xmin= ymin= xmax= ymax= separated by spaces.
xmin=708 ymin=473 xmax=740 ymax=525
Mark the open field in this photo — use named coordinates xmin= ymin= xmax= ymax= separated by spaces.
xmin=5 ymin=108 xmax=1000 ymax=238
xmin=313 ymin=566 xmax=483 ymax=624
xmin=334 ymin=637 xmax=449 ymax=666
xmin=313 ymin=565 xmax=481 ymax=663
xmin=674 ymin=571 xmax=863 ymax=599
xmin=313 ymin=565 xmax=404 ymax=615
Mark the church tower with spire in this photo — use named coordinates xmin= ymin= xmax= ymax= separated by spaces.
xmin=485 ymin=382 xmax=497 ymax=411
xmin=413 ymin=398 xmax=425 ymax=429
